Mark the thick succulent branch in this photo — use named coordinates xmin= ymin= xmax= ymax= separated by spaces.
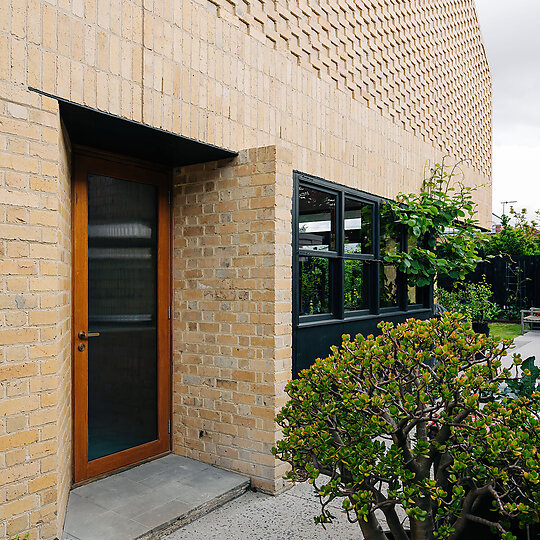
xmin=448 ymin=485 xmax=491 ymax=540
xmin=356 ymin=510 xmax=388 ymax=540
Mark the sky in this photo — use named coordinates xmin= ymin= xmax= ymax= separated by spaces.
xmin=474 ymin=0 xmax=540 ymax=223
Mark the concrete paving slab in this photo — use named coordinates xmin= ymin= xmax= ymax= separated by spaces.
xmin=513 ymin=331 xmax=540 ymax=356
xmin=62 ymin=454 xmax=249 ymax=540
xmin=66 ymin=510 xmax=149 ymax=540
xmin=112 ymin=488 xmax=186 ymax=520
xmin=135 ymin=499 xmax=196 ymax=530
xmin=501 ymin=330 xmax=540 ymax=371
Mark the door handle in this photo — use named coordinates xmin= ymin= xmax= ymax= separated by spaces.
xmin=78 ymin=331 xmax=101 ymax=339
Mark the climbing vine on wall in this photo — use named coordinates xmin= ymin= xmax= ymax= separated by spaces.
xmin=382 ymin=160 xmax=485 ymax=287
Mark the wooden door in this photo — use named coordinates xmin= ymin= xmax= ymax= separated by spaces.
xmin=72 ymin=150 xmax=171 ymax=483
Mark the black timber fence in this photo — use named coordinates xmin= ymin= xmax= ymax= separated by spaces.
xmin=438 ymin=255 xmax=540 ymax=311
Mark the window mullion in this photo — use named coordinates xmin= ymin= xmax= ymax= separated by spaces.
xmin=336 ymin=192 xmax=345 ymax=319
xmin=337 ymin=191 xmax=344 ymax=257
xmin=373 ymin=201 xmax=381 ymax=315
xmin=293 ymin=178 xmax=300 ymax=327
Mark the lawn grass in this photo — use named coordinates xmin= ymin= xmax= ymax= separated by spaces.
xmin=489 ymin=322 xmax=522 ymax=341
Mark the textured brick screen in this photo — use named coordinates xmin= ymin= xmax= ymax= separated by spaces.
xmin=215 ymin=0 xmax=492 ymax=178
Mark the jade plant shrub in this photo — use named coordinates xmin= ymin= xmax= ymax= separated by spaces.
xmin=499 ymin=356 xmax=539 ymax=399
xmin=273 ymin=314 xmax=540 ymax=540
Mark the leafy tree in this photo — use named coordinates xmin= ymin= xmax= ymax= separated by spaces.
xmin=484 ymin=208 xmax=540 ymax=257
xmin=274 ymin=314 xmax=540 ymax=540
xmin=508 ymin=207 xmax=540 ymax=244
xmin=382 ymin=160 xmax=485 ymax=287
xmin=484 ymin=228 xmax=537 ymax=257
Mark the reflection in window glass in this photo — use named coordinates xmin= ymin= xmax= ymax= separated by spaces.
xmin=344 ymin=199 xmax=373 ymax=254
xmin=380 ymin=264 xmax=399 ymax=307
xmin=299 ymin=185 xmax=336 ymax=251
xmin=380 ymin=219 xmax=398 ymax=255
xmin=344 ymin=260 xmax=369 ymax=311
xmin=407 ymin=235 xmax=420 ymax=305
xmin=379 ymin=219 xmax=399 ymax=307
xmin=299 ymin=257 xmax=331 ymax=315
xmin=408 ymin=285 xmax=419 ymax=305
xmin=408 ymin=234 xmax=419 ymax=253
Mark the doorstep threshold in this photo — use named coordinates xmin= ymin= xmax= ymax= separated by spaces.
xmin=62 ymin=454 xmax=250 ymax=540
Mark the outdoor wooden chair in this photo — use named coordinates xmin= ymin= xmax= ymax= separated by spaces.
xmin=520 ymin=308 xmax=540 ymax=334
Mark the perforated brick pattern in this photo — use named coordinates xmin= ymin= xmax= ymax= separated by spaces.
xmin=214 ymin=0 xmax=491 ymax=177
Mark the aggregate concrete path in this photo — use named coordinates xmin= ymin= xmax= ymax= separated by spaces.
xmin=164 ymin=481 xmax=366 ymax=540
xmin=505 ymin=329 xmax=540 ymax=370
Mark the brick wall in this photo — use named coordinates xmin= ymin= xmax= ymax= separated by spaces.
xmin=172 ymin=146 xmax=293 ymax=493
xmin=54 ymin=117 xmax=72 ymax=537
xmin=0 ymin=85 xmax=71 ymax=538
xmin=0 ymin=0 xmax=491 ymax=224
xmin=212 ymin=0 xmax=493 ymax=179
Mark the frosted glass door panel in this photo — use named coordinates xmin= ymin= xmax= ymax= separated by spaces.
xmin=87 ymin=174 xmax=158 ymax=461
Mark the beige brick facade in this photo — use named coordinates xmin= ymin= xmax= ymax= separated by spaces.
xmin=172 ymin=146 xmax=293 ymax=493
xmin=1 ymin=89 xmax=71 ymax=538
xmin=1 ymin=0 xmax=491 ymax=537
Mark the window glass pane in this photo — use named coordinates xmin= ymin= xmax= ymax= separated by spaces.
xmin=299 ymin=256 xmax=331 ymax=315
xmin=408 ymin=234 xmax=418 ymax=252
xmin=380 ymin=218 xmax=398 ymax=255
xmin=344 ymin=260 xmax=369 ymax=311
xmin=345 ymin=199 xmax=373 ymax=254
xmin=380 ymin=264 xmax=399 ymax=307
xmin=87 ymin=174 xmax=158 ymax=460
xmin=379 ymin=218 xmax=399 ymax=308
xmin=299 ymin=185 xmax=336 ymax=251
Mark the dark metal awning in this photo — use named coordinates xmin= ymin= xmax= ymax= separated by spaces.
xmin=29 ymin=88 xmax=237 ymax=167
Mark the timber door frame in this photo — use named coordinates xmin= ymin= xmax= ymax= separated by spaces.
xmin=72 ymin=148 xmax=171 ymax=483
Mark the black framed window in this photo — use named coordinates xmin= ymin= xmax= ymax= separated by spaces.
xmin=294 ymin=172 xmax=430 ymax=324
xmin=298 ymin=185 xmax=337 ymax=251
xmin=292 ymin=172 xmax=434 ymax=378
xmin=344 ymin=198 xmax=373 ymax=254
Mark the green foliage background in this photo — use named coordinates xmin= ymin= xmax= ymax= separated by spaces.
xmin=484 ymin=209 xmax=540 ymax=257
xmin=436 ymin=279 xmax=499 ymax=323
